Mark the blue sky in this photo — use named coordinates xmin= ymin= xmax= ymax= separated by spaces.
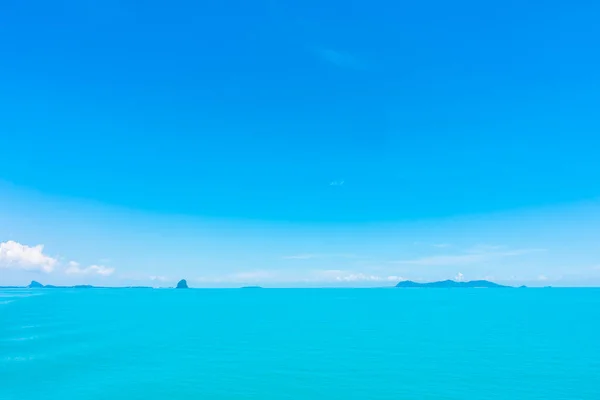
xmin=1 ymin=0 xmax=599 ymax=286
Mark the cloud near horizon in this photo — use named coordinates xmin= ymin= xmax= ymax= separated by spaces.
xmin=65 ymin=264 xmax=115 ymax=276
xmin=313 ymin=269 xmax=404 ymax=284
xmin=335 ymin=273 xmax=403 ymax=282
xmin=0 ymin=240 xmax=57 ymax=273
xmin=191 ymin=269 xmax=403 ymax=285
xmin=1 ymin=240 xmax=115 ymax=277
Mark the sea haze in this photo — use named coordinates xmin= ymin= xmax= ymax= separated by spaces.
xmin=1 ymin=288 xmax=599 ymax=399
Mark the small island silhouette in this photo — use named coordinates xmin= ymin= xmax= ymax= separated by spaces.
xmin=176 ymin=279 xmax=189 ymax=289
xmin=395 ymin=279 xmax=508 ymax=288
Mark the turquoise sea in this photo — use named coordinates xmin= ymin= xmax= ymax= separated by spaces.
xmin=1 ymin=288 xmax=599 ymax=399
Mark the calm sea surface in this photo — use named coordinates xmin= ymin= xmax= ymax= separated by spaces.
xmin=1 ymin=288 xmax=599 ymax=399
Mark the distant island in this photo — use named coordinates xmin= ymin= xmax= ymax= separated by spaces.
xmin=0 ymin=279 xmax=514 ymax=290
xmin=28 ymin=280 xmax=96 ymax=289
xmin=395 ymin=279 xmax=508 ymax=288
xmin=0 ymin=279 xmax=188 ymax=289
xmin=0 ymin=281 xmax=152 ymax=289
xmin=176 ymin=279 xmax=189 ymax=289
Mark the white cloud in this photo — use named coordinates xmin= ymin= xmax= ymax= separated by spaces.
xmin=433 ymin=243 xmax=452 ymax=248
xmin=89 ymin=265 xmax=114 ymax=276
xmin=314 ymin=269 xmax=402 ymax=283
xmin=65 ymin=264 xmax=115 ymax=276
xmin=336 ymin=273 xmax=379 ymax=282
xmin=0 ymin=240 xmax=57 ymax=273
xmin=192 ymin=269 xmax=402 ymax=286
xmin=538 ymin=275 xmax=549 ymax=281
xmin=455 ymin=272 xmax=465 ymax=282
xmin=0 ymin=241 xmax=116 ymax=278
xmin=149 ymin=275 xmax=167 ymax=282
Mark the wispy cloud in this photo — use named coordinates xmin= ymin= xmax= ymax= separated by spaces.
xmin=65 ymin=264 xmax=115 ymax=276
xmin=192 ymin=269 xmax=402 ymax=286
xmin=313 ymin=48 xmax=367 ymax=70
xmin=329 ymin=180 xmax=345 ymax=186
xmin=283 ymin=253 xmax=357 ymax=260
xmin=0 ymin=240 xmax=57 ymax=273
xmin=393 ymin=247 xmax=545 ymax=266
xmin=195 ymin=270 xmax=276 ymax=284
xmin=308 ymin=270 xmax=403 ymax=283
xmin=335 ymin=273 xmax=403 ymax=282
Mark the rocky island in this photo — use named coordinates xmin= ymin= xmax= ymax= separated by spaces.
xmin=176 ymin=279 xmax=189 ymax=289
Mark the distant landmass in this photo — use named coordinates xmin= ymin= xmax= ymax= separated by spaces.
xmin=0 ymin=279 xmax=187 ymax=289
xmin=28 ymin=281 xmax=96 ymax=289
xmin=395 ymin=279 xmax=508 ymax=288
xmin=176 ymin=279 xmax=189 ymax=289
xmin=0 ymin=281 xmax=152 ymax=289
xmin=0 ymin=279 xmax=512 ymax=290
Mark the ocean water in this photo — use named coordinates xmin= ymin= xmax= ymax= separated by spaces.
xmin=1 ymin=288 xmax=599 ymax=400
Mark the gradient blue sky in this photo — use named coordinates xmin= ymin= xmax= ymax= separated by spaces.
xmin=1 ymin=0 xmax=599 ymax=286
